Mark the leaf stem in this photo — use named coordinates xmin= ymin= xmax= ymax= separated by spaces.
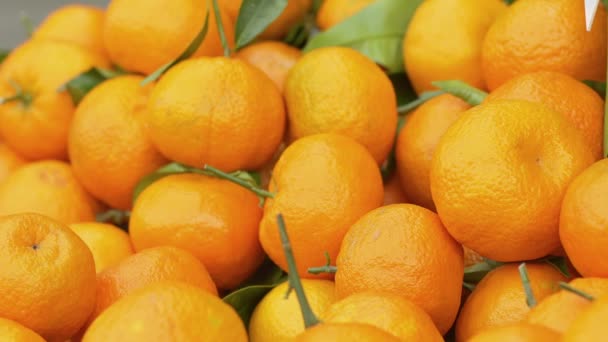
xmin=397 ymin=90 xmax=444 ymax=114
xmin=203 ymin=165 xmax=275 ymax=199
xmin=307 ymin=251 xmax=338 ymax=275
xmin=211 ymin=0 xmax=231 ymax=57
xmin=277 ymin=214 xmax=321 ymax=328
xmin=432 ymin=80 xmax=487 ymax=106
xmin=519 ymin=263 xmax=537 ymax=308
xmin=559 ymin=282 xmax=596 ymax=301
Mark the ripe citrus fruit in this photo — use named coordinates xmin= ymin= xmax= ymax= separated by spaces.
xmin=92 ymin=246 xmax=217 ymax=322
xmin=316 ymin=0 xmax=375 ymax=30
xmin=382 ymin=172 xmax=408 ymax=205
xmin=403 ymin=0 xmax=506 ymax=94
xmin=103 ymin=0 xmax=234 ymax=75
xmin=395 ymin=93 xmax=470 ymax=210
xmin=468 ymin=323 xmax=560 ymax=342
xmin=249 ymin=279 xmax=336 ymax=341
xmin=527 ymin=277 xmax=608 ymax=333
xmin=0 ymin=160 xmax=99 ymax=224
xmin=321 ymin=291 xmax=443 ymax=341
xmin=0 ymin=317 xmax=45 ymax=342
xmin=560 ymin=159 xmax=608 ymax=277
xmin=285 ymin=47 xmax=397 ymax=163
xmin=33 ymin=4 xmax=106 ymax=56
xmin=69 ymin=222 xmax=134 ymax=273
xmin=485 ymin=71 xmax=605 ymax=160
xmin=562 ymin=295 xmax=608 ymax=342
xmin=0 ymin=213 xmax=96 ymax=341
xmin=234 ymin=41 xmax=301 ymax=92
xmin=146 ymin=57 xmax=285 ymax=171
xmin=0 ymin=39 xmax=108 ymax=160
xmin=295 ymin=322 xmax=401 ymax=342
xmin=455 ymin=263 xmax=566 ymax=342
xmin=0 ymin=142 xmax=26 ymax=183
xmin=482 ymin=0 xmax=607 ymax=90
xmin=129 ymin=173 xmax=264 ymax=289
xmin=430 ymin=99 xmax=595 ymax=262
xmin=83 ymin=281 xmax=247 ymax=342
xmin=68 ymin=75 xmax=167 ymax=210
xmin=259 ymin=134 xmax=383 ymax=278
xmin=335 ymin=203 xmax=463 ymax=334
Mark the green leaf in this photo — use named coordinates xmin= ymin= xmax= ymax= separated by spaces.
xmin=235 ymin=0 xmax=288 ymax=50
xmin=397 ymin=90 xmax=444 ymax=114
xmin=223 ymin=259 xmax=287 ymax=326
xmin=304 ymin=0 xmax=424 ymax=73
xmin=211 ymin=0 xmax=231 ymax=57
xmin=432 ymin=80 xmax=487 ymax=106
xmin=583 ymin=80 xmax=606 ymax=98
xmin=464 ymin=259 xmax=504 ymax=284
xmin=60 ymin=67 xmax=125 ymax=105
xmin=543 ymin=256 xmax=571 ymax=278
xmin=0 ymin=49 xmax=9 ymax=64
xmin=504 ymin=0 xmax=516 ymax=4
xmin=132 ymin=163 xmax=199 ymax=203
xmin=96 ymin=209 xmax=131 ymax=231
xmin=141 ymin=10 xmax=211 ymax=86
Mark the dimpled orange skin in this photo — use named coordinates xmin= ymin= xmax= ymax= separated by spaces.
xmin=382 ymin=172 xmax=408 ymax=205
xmin=485 ymin=71 xmax=605 ymax=160
xmin=0 ymin=317 xmax=45 ymax=342
xmin=403 ymin=0 xmax=507 ymax=94
xmin=321 ymin=291 xmax=443 ymax=341
xmin=295 ymin=322 xmax=401 ymax=342
xmin=0 ymin=213 xmax=96 ymax=342
xmin=430 ymin=100 xmax=595 ymax=262
xmin=0 ymin=143 xmax=26 ymax=183
xmin=482 ymin=0 xmax=607 ymax=90
xmin=0 ymin=160 xmax=98 ymax=225
xmin=316 ymin=0 xmax=375 ymax=30
xmin=0 ymin=39 xmax=109 ymax=160
xmin=395 ymin=94 xmax=470 ymax=211
xmin=83 ymin=281 xmax=247 ymax=342
xmin=69 ymin=222 xmax=134 ymax=273
xmin=563 ymin=295 xmax=608 ymax=342
xmin=455 ymin=263 xmax=566 ymax=342
xmin=234 ymin=41 xmax=301 ymax=92
xmin=68 ymin=76 xmax=167 ymax=210
xmin=103 ymin=0 xmax=234 ymax=75
xmin=285 ymin=47 xmax=397 ymax=163
xmin=560 ymin=159 xmax=608 ymax=277
xmin=527 ymin=277 xmax=608 ymax=333
xmin=33 ymin=4 xmax=106 ymax=56
xmin=129 ymin=174 xmax=264 ymax=289
xmin=468 ymin=323 xmax=560 ymax=342
xmin=146 ymin=57 xmax=285 ymax=171
xmin=335 ymin=204 xmax=463 ymax=334
xmin=259 ymin=134 xmax=383 ymax=279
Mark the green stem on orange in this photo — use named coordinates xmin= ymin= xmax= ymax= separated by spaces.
xmin=277 ymin=213 xmax=321 ymax=328
xmin=519 ymin=263 xmax=537 ymax=308
xmin=397 ymin=90 xmax=444 ymax=114
xmin=559 ymin=282 xmax=596 ymax=301
xmin=211 ymin=0 xmax=231 ymax=57
xmin=308 ymin=251 xmax=337 ymax=275
xmin=432 ymin=80 xmax=487 ymax=106
xmin=203 ymin=165 xmax=275 ymax=199
xmin=1 ymin=80 xmax=33 ymax=107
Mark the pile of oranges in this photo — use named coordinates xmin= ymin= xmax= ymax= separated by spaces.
xmin=0 ymin=0 xmax=606 ymax=341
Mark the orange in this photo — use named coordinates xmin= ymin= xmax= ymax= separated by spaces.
xmin=395 ymin=93 xmax=470 ymax=210
xmin=249 ymin=279 xmax=336 ymax=341
xmin=403 ymin=0 xmax=507 ymax=94
xmin=285 ymin=47 xmax=397 ymax=163
xmin=0 ymin=317 xmax=45 ymax=342
xmin=92 ymin=246 xmax=217 ymax=323
xmin=482 ymin=0 xmax=607 ymax=90
xmin=560 ymin=159 xmax=608 ymax=277
xmin=129 ymin=173 xmax=264 ymax=289
xmin=430 ymin=100 xmax=595 ymax=262
xmin=69 ymin=222 xmax=134 ymax=273
xmin=316 ymin=0 xmax=375 ymax=30
xmin=103 ymin=0 xmax=234 ymax=75
xmin=563 ymin=295 xmax=608 ymax=342
xmin=464 ymin=247 xmax=484 ymax=267
xmin=0 ymin=39 xmax=108 ymax=160
xmin=485 ymin=71 xmax=605 ymax=159
xmin=83 ymin=281 xmax=247 ymax=342
xmin=234 ymin=41 xmax=301 ymax=92
xmin=468 ymin=323 xmax=560 ymax=342
xmin=259 ymin=134 xmax=383 ymax=278
xmin=68 ymin=75 xmax=167 ymax=210
xmin=0 ymin=142 xmax=26 ymax=183
xmin=382 ymin=172 xmax=408 ymax=205
xmin=527 ymin=277 xmax=608 ymax=333
xmin=0 ymin=160 xmax=99 ymax=225
xmin=335 ymin=203 xmax=463 ymax=334
xmin=295 ymin=322 xmax=401 ymax=342
xmin=146 ymin=57 xmax=285 ymax=171
xmin=321 ymin=291 xmax=443 ymax=341
xmin=33 ymin=4 xmax=106 ymax=56
xmin=0 ymin=213 xmax=96 ymax=342
xmin=455 ymin=263 xmax=566 ymax=342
